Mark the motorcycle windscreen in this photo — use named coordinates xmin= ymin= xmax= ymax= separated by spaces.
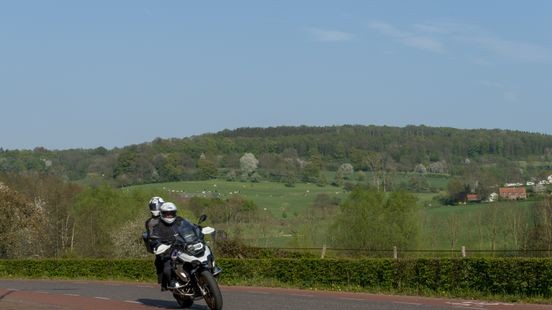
xmin=176 ymin=220 xmax=202 ymax=244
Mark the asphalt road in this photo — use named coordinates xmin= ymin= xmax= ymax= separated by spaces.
xmin=0 ymin=279 xmax=549 ymax=310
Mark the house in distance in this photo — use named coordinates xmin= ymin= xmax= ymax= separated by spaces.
xmin=498 ymin=187 xmax=527 ymax=200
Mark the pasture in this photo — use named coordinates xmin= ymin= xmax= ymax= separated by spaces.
xmin=418 ymin=200 xmax=536 ymax=254
xmin=131 ymin=179 xmax=345 ymax=218
xmin=128 ymin=177 xmax=538 ymax=255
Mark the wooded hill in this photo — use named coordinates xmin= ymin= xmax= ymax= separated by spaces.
xmin=2 ymin=125 xmax=552 ymax=187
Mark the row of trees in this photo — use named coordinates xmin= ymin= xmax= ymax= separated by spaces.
xmin=0 ymin=173 xmax=154 ymax=258
xmin=0 ymin=173 xmax=260 ymax=259
xmin=3 ymin=171 xmax=552 ymax=259
xmin=2 ymin=125 xmax=552 ymax=187
xmin=329 ymin=188 xmax=419 ymax=252
xmin=297 ymin=186 xmax=552 ymax=255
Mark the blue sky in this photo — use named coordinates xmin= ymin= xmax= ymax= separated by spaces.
xmin=1 ymin=1 xmax=551 ymax=150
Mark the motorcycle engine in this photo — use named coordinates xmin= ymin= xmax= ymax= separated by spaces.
xmin=175 ymin=264 xmax=191 ymax=284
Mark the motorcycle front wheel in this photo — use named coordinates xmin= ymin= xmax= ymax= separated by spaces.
xmin=197 ymin=270 xmax=223 ymax=310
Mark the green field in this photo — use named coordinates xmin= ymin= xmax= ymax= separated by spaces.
xmin=131 ymin=180 xmax=345 ymax=218
xmin=418 ymin=200 xmax=536 ymax=253
xmin=128 ymin=178 xmax=538 ymax=254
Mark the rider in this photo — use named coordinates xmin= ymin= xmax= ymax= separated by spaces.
xmin=144 ymin=196 xmax=165 ymax=284
xmin=150 ymin=202 xmax=185 ymax=290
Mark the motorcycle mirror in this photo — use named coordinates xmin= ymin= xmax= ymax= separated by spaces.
xmin=202 ymin=226 xmax=215 ymax=235
xmin=198 ymin=214 xmax=207 ymax=224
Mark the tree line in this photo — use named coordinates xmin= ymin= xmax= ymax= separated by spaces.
xmin=0 ymin=173 xmax=260 ymax=259
xmin=3 ymin=171 xmax=552 ymax=259
xmin=1 ymin=125 xmax=552 ymax=187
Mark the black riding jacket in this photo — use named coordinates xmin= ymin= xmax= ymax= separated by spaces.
xmin=145 ymin=216 xmax=160 ymax=236
xmin=149 ymin=216 xmax=185 ymax=252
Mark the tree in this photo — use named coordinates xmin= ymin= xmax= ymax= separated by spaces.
xmin=446 ymin=214 xmax=460 ymax=251
xmin=0 ymin=182 xmax=46 ymax=258
xmin=336 ymin=163 xmax=354 ymax=179
xmin=502 ymin=205 xmax=531 ymax=251
xmin=196 ymin=153 xmax=218 ymax=179
xmin=329 ymin=187 xmax=419 ymax=255
xmin=111 ymin=216 xmax=150 ymax=258
xmin=0 ymin=174 xmax=82 ymax=258
xmin=335 ymin=163 xmax=354 ymax=186
xmin=72 ymin=184 xmax=120 ymax=257
xmin=483 ymin=202 xmax=505 ymax=253
xmin=445 ymin=178 xmax=469 ymax=204
xmin=402 ymin=175 xmax=431 ymax=192
xmin=239 ymin=153 xmax=259 ymax=181
xmin=428 ymin=160 xmax=448 ymax=174
xmin=162 ymin=153 xmax=186 ymax=181
xmin=303 ymin=154 xmax=323 ymax=184
xmin=71 ymin=184 xmax=152 ymax=257
xmin=364 ymin=152 xmax=386 ymax=191
xmin=414 ymin=163 xmax=427 ymax=174
xmin=384 ymin=190 xmax=420 ymax=250
xmin=528 ymin=196 xmax=552 ymax=254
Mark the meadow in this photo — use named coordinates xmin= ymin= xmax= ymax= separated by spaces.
xmin=129 ymin=175 xmax=539 ymax=256
xmin=131 ymin=179 xmax=345 ymax=218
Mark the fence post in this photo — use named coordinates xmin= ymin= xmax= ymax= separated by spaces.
xmin=393 ymin=246 xmax=398 ymax=259
xmin=321 ymin=244 xmax=327 ymax=259
xmin=461 ymin=246 xmax=466 ymax=257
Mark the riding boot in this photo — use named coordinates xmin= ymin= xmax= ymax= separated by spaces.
xmin=160 ymin=275 xmax=168 ymax=291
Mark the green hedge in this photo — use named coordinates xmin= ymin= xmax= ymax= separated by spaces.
xmin=1 ymin=258 xmax=551 ymax=298
xmin=219 ymin=258 xmax=552 ymax=297
xmin=0 ymin=259 xmax=155 ymax=281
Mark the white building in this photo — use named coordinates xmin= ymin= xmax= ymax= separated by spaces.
xmin=488 ymin=192 xmax=499 ymax=202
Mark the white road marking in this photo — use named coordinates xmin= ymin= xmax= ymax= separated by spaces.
xmin=340 ymin=297 xmax=366 ymax=302
xmin=394 ymin=301 xmax=422 ymax=306
xmin=124 ymin=300 xmax=141 ymax=304
xmin=447 ymin=301 xmax=514 ymax=308
xmin=63 ymin=293 xmax=80 ymax=297
xmin=94 ymin=297 xmax=111 ymax=300
xmin=248 ymin=291 xmax=269 ymax=295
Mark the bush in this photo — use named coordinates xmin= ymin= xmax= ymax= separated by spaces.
xmin=1 ymin=258 xmax=552 ymax=299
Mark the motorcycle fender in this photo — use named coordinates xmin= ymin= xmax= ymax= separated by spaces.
xmin=177 ymin=246 xmax=211 ymax=264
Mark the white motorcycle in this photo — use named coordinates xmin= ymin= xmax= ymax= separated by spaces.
xmin=154 ymin=215 xmax=223 ymax=309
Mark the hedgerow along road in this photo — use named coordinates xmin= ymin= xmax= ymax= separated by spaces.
xmin=0 ymin=279 xmax=549 ymax=310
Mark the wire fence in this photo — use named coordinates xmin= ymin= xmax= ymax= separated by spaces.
xmin=255 ymin=246 xmax=552 ymax=258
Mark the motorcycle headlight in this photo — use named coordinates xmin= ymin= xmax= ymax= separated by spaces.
xmin=185 ymin=242 xmax=204 ymax=255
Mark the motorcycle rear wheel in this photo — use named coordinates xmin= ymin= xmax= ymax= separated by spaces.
xmin=197 ymin=270 xmax=223 ymax=310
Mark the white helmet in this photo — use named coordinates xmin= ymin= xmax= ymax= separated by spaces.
xmin=148 ymin=196 xmax=165 ymax=217
xmin=160 ymin=202 xmax=177 ymax=224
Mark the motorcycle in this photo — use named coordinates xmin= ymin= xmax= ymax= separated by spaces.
xmin=154 ymin=215 xmax=223 ymax=309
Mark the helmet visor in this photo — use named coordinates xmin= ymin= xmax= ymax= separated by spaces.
xmin=161 ymin=210 xmax=176 ymax=218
